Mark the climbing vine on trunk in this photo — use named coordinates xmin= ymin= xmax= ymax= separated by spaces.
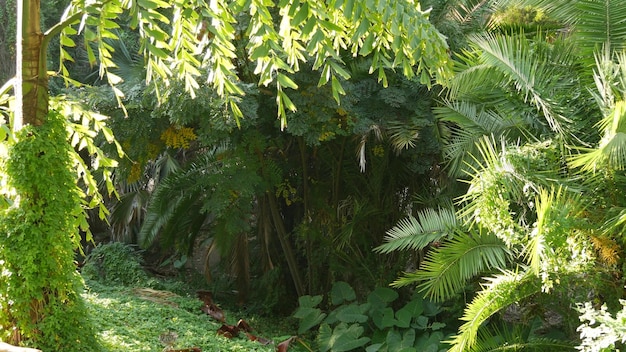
xmin=0 ymin=111 xmax=98 ymax=351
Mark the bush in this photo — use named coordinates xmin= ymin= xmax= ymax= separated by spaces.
xmin=292 ymin=281 xmax=452 ymax=351
xmin=82 ymin=242 xmax=148 ymax=286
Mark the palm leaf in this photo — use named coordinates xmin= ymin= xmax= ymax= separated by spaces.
xmin=137 ymin=176 xmax=203 ymax=248
xmin=392 ymin=232 xmax=511 ymax=302
xmin=138 ymin=152 xmax=218 ymax=248
xmin=374 ymin=207 xmax=458 ymax=254
xmin=448 ymin=269 xmax=543 ymax=352
xmin=472 ymin=33 xmax=567 ymax=133
xmin=468 ymin=324 xmax=576 ymax=352
xmin=434 ymin=99 xmax=526 ymax=177
xmin=570 ymin=102 xmax=626 ymax=172
xmin=516 ymin=0 xmax=626 ymax=64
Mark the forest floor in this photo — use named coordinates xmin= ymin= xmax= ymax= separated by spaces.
xmin=83 ymin=278 xmax=308 ymax=352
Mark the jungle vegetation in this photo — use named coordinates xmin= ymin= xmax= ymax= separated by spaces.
xmin=1 ymin=0 xmax=626 ymax=351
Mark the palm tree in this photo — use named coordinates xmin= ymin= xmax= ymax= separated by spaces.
xmin=380 ymin=1 xmax=626 ymax=350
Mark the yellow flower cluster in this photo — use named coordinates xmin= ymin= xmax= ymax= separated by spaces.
xmin=128 ymin=162 xmax=142 ymax=183
xmin=161 ymin=126 xmax=197 ymax=149
xmin=590 ymin=235 xmax=620 ymax=266
xmin=373 ymin=144 xmax=385 ymax=157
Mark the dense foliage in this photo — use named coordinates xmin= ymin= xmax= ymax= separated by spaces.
xmin=0 ymin=111 xmax=99 ymax=351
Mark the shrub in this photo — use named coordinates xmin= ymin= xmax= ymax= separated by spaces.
xmin=82 ymin=242 xmax=148 ymax=286
xmin=293 ymin=281 xmax=451 ymax=352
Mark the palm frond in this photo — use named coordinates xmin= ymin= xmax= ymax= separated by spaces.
xmin=570 ymin=102 xmax=626 ymax=172
xmin=137 ymin=175 xmax=205 ymax=248
xmin=375 ymin=207 xmax=458 ymax=254
xmin=516 ymin=0 xmax=626 ymax=63
xmin=469 ymin=323 xmax=576 ymax=352
xmin=573 ymin=0 xmax=626 ymax=60
xmin=392 ymin=232 xmax=511 ymax=302
xmin=137 ymin=152 xmax=217 ymax=248
xmin=471 ymin=33 xmax=567 ymax=134
xmin=434 ymin=99 xmax=526 ymax=177
xmin=448 ymin=269 xmax=543 ymax=352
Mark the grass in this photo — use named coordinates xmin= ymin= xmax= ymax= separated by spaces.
xmin=82 ymin=279 xmax=308 ymax=352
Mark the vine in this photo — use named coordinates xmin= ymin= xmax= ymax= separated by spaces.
xmin=0 ymin=110 xmax=99 ymax=351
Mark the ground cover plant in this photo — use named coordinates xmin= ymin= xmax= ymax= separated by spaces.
xmin=83 ymin=278 xmax=308 ymax=352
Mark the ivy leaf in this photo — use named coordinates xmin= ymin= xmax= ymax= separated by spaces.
xmin=318 ymin=323 xmax=370 ymax=352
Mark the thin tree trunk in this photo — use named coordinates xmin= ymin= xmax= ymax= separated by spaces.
xmin=266 ymin=192 xmax=305 ymax=297
xmin=15 ymin=0 xmax=48 ymax=130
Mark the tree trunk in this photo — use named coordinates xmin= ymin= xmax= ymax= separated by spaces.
xmin=15 ymin=0 xmax=47 ymax=130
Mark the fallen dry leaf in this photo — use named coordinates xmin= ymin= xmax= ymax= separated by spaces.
xmin=216 ymin=324 xmax=239 ymax=339
xmin=276 ymin=336 xmax=297 ymax=352
xmin=201 ymin=303 xmax=225 ymax=322
xmin=245 ymin=332 xmax=273 ymax=346
xmin=236 ymin=319 xmax=253 ymax=332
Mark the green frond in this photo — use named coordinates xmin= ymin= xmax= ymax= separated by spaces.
xmin=457 ymin=136 xmax=525 ymax=244
xmin=375 ymin=207 xmax=457 ymax=254
xmin=137 ymin=177 xmax=204 ymax=249
xmin=524 ymin=186 xmax=586 ymax=277
xmin=570 ymin=102 xmax=626 ymax=172
xmin=392 ymin=232 xmax=511 ymax=302
xmin=471 ymin=33 xmax=567 ymax=133
xmin=434 ymin=100 xmax=527 ymax=177
xmin=468 ymin=324 xmax=576 ymax=352
xmin=137 ymin=153 xmax=216 ymax=248
xmin=517 ymin=0 xmax=626 ymax=64
xmin=573 ymin=0 xmax=626 ymax=60
xmin=448 ymin=270 xmax=543 ymax=352
xmin=387 ymin=120 xmax=423 ymax=153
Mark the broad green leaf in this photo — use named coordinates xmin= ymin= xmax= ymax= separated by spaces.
xmin=414 ymin=331 xmax=444 ymax=352
xmin=318 ymin=323 xmax=370 ymax=352
xmin=295 ymin=308 xmax=327 ymax=334
xmin=367 ymin=287 xmax=398 ymax=309
xmin=335 ymin=304 xmax=368 ymax=323
xmin=386 ymin=329 xmax=416 ymax=352
xmin=299 ymin=295 xmax=323 ymax=308
xmin=372 ymin=307 xmax=397 ymax=330
xmin=331 ymin=281 xmax=356 ymax=305
xmin=396 ymin=298 xmax=425 ymax=322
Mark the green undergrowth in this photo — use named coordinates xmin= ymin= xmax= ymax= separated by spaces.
xmin=83 ymin=279 xmax=306 ymax=352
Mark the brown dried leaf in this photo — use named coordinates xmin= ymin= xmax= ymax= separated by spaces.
xmin=201 ymin=303 xmax=225 ymax=322
xmin=236 ymin=319 xmax=253 ymax=332
xmin=196 ymin=290 xmax=214 ymax=306
xmin=245 ymin=332 xmax=273 ymax=346
xmin=276 ymin=336 xmax=297 ymax=352
xmin=216 ymin=324 xmax=240 ymax=339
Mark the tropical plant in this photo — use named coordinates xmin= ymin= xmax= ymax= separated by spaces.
xmin=4 ymin=0 xmax=453 ymax=347
xmin=293 ymin=281 xmax=452 ymax=352
xmin=380 ymin=1 xmax=626 ymax=351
